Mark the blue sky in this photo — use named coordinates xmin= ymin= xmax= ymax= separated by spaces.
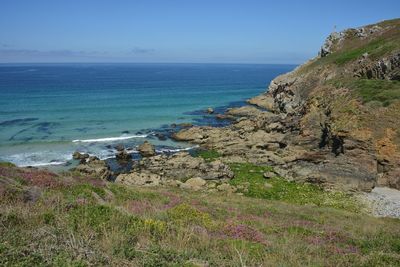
xmin=0 ymin=0 xmax=399 ymax=64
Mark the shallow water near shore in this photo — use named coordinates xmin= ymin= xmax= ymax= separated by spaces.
xmin=0 ymin=63 xmax=295 ymax=167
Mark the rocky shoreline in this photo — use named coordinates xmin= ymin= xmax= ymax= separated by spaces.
xmin=71 ymin=19 xmax=400 ymax=217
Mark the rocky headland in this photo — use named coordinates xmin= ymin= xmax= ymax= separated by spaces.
xmin=2 ymin=19 xmax=400 ymax=266
xmin=73 ymin=19 xmax=400 ymax=198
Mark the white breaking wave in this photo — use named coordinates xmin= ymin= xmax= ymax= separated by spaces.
xmin=19 ymin=161 xmax=67 ymax=167
xmin=3 ymin=151 xmax=73 ymax=168
xmin=156 ymin=145 xmax=198 ymax=153
xmin=72 ymin=134 xmax=148 ymax=143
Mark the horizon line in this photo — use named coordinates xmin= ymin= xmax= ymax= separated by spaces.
xmin=0 ymin=61 xmax=300 ymax=65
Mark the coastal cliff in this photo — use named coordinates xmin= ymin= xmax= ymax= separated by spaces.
xmin=173 ymin=18 xmax=400 ymax=192
xmin=1 ymin=19 xmax=400 ymax=266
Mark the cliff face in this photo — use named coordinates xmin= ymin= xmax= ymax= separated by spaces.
xmin=172 ymin=18 xmax=400 ymax=192
xmin=262 ymin=18 xmax=400 ymax=190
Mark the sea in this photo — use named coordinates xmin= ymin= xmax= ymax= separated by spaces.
xmin=0 ymin=63 xmax=295 ymax=168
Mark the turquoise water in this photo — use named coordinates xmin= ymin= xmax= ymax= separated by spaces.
xmin=0 ymin=63 xmax=294 ymax=166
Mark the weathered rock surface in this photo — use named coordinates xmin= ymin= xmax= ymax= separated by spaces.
xmin=356 ymin=53 xmax=400 ymax=80
xmin=172 ymin=127 xmax=208 ymax=142
xmin=114 ymin=152 xmax=233 ymax=187
xmin=247 ymin=94 xmax=276 ymax=111
xmin=74 ymin=158 xmax=112 ymax=180
xmin=72 ymin=151 xmax=89 ymax=161
xmin=137 ymin=152 xmax=234 ymax=181
xmin=115 ymin=171 xmax=161 ymax=186
xmin=115 ymin=149 xmax=132 ymax=162
xmin=180 ymin=177 xmax=207 ymax=191
xmin=138 ymin=141 xmax=156 ymax=157
xmin=226 ymin=106 xmax=264 ymax=117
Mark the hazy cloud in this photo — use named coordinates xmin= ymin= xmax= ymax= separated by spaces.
xmin=0 ymin=43 xmax=12 ymax=48
xmin=0 ymin=49 xmax=106 ymax=57
xmin=129 ymin=47 xmax=155 ymax=54
xmin=0 ymin=49 xmax=111 ymax=62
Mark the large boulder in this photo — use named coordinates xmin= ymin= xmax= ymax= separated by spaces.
xmin=247 ymin=94 xmax=276 ymax=111
xmin=180 ymin=177 xmax=207 ymax=191
xmin=138 ymin=141 xmax=156 ymax=157
xmin=74 ymin=158 xmax=112 ymax=180
xmin=115 ymin=171 xmax=161 ymax=186
xmin=172 ymin=127 xmax=207 ymax=142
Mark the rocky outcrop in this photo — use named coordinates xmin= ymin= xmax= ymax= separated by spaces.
xmin=138 ymin=141 xmax=156 ymax=157
xmin=137 ymin=152 xmax=234 ymax=181
xmin=72 ymin=151 xmax=89 ymax=161
xmin=115 ymin=152 xmax=233 ymax=187
xmin=319 ymin=31 xmax=345 ymax=57
xmin=115 ymin=171 xmax=161 ymax=186
xmin=355 ymin=53 xmax=400 ymax=80
xmin=114 ymin=145 xmax=132 ymax=162
xmin=226 ymin=106 xmax=264 ymax=117
xmin=247 ymin=94 xmax=276 ymax=111
xmin=74 ymin=157 xmax=112 ymax=180
xmin=180 ymin=177 xmax=207 ymax=191
xmin=172 ymin=126 xmax=211 ymax=142
xmin=169 ymin=19 xmax=400 ymax=192
xmin=113 ymin=19 xmax=400 ymax=192
xmin=319 ymin=23 xmax=385 ymax=58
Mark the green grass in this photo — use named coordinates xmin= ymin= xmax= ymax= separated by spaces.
xmin=352 ymin=79 xmax=400 ymax=106
xmin=229 ymin=163 xmax=362 ymax=212
xmin=193 ymin=149 xmax=222 ymax=162
xmin=1 ymin=163 xmax=400 ymax=266
xmin=299 ymin=29 xmax=400 ymax=74
xmin=330 ymin=78 xmax=400 ymax=106
xmin=333 ymin=38 xmax=398 ymax=65
xmin=0 ymin=162 xmax=16 ymax=167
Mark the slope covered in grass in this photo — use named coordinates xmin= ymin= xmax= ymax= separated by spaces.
xmin=1 ymin=164 xmax=399 ymax=266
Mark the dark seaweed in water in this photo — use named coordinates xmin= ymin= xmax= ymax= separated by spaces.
xmin=9 ymin=121 xmax=60 ymax=141
xmin=149 ymin=100 xmax=244 ymax=140
xmin=0 ymin=118 xmax=38 ymax=127
xmin=183 ymin=100 xmax=246 ymax=116
xmin=36 ymin=122 xmax=60 ymax=135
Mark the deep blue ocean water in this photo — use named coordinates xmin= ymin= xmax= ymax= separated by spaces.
xmin=0 ymin=63 xmax=294 ymax=167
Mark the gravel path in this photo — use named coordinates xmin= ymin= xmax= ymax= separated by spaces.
xmin=359 ymin=187 xmax=400 ymax=218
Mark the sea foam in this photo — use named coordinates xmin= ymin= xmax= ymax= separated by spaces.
xmin=72 ymin=134 xmax=148 ymax=143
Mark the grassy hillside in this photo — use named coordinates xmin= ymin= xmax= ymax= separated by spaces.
xmin=1 ymin=164 xmax=399 ymax=266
